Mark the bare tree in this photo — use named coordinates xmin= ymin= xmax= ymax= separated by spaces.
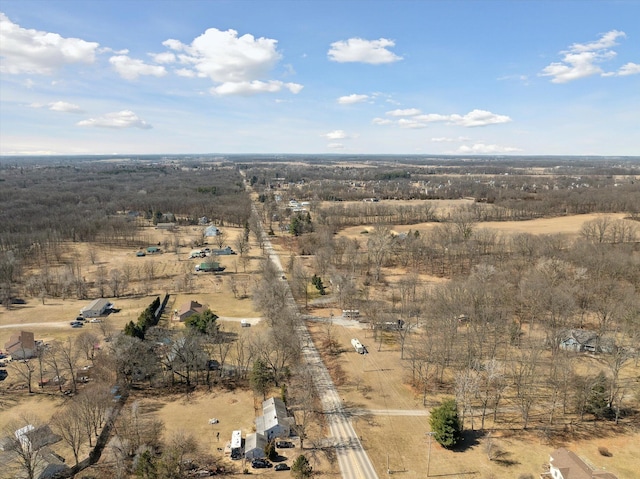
xmin=51 ymin=403 xmax=86 ymax=466
xmin=9 ymin=358 xmax=36 ymax=394
xmin=214 ymin=229 xmax=227 ymax=249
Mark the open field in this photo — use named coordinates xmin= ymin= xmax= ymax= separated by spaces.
xmin=338 ymin=211 xmax=631 ymax=239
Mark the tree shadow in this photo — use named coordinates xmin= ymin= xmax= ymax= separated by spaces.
xmin=450 ymin=429 xmax=482 ymax=452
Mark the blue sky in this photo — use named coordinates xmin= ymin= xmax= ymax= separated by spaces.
xmin=1 ymin=0 xmax=639 ymax=156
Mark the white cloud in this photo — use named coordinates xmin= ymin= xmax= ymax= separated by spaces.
xmin=211 ymin=80 xmax=302 ymax=96
xmin=0 ymin=12 xmax=99 ymax=75
xmin=164 ymin=28 xmax=281 ymax=83
xmin=540 ymin=30 xmax=634 ymax=83
xmin=49 ymin=101 xmax=84 ymax=113
xmin=160 ymin=28 xmax=302 ymax=95
xmin=452 ymin=109 xmax=512 ymax=127
xmin=338 ymin=94 xmax=369 ymax=104
xmin=175 ymin=68 xmax=197 ymax=78
xmin=372 ymin=117 xmax=393 ymax=125
xmin=149 ymin=51 xmax=176 ymax=64
xmin=383 ymin=108 xmax=511 ymax=128
xmin=323 ymin=130 xmax=348 ymax=140
xmin=77 ymin=110 xmax=152 ymax=129
xmin=615 ymin=62 xmax=640 ymax=76
xmin=430 ymin=136 xmax=471 ymax=143
xmin=456 ymin=143 xmax=522 ymax=154
xmin=328 ymin=37 xmax=402 ymax=64
xmin=386 ymin=108 xmax=421 ymax=117
xmin=109 ymin=55 xmax=167 ymax=80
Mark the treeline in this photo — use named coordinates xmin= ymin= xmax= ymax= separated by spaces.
xmin=0 ymin=161 xmax=251 ymax=254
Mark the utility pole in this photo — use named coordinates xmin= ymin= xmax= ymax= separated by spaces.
xmin=426 ymin=431 xmax=436 ymax=477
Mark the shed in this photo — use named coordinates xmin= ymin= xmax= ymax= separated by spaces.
xmin=80 ymin=298 xmax=110 ymax=318
xmin=244 ymin=432 xmax=267 ymax=460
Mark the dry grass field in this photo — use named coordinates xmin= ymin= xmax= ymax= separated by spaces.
xmin=1 ymin=206 xmax=639 ymax=479
xmin=304 ymin=319 xmax=639 ymax=479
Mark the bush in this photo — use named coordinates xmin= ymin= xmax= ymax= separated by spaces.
xmin=598 ymin=446 xmax=612 ymax=457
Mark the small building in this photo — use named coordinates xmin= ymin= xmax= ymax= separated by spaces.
xmin=204 ymin=225 xmax=220 ymax=237
xmin=174 ymin=301 xmax=208 ymax=322
xmin=5 ymin=331 xmax=36 ymax=359
xmin=244 ymin=432 xmax=267 ymax=460
xmin=80 ymin=298 xmax=111 ymax=318
xmin=542 ymin=447 xmax=618 ymax=479
xmin=255 ymin=397 xmax=292 ymax=440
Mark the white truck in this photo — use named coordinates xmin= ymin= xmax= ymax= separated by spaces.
xmin=351 ymin=338 xmax=366 ymax=354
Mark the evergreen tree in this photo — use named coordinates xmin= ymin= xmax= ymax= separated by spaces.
xmin=586 ymin=372 xmax=613 ymax=420
xmin=184 ymin=309 xmax=219 ymax=335
xmin=291 ymin=454 xmax=313 ymax=479
xmin=250 ymin=358 xmax=271 ymax=399
xmin=429 ymin=398 xmax=462 ymax=448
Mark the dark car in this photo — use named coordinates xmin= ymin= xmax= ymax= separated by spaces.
xmin=251 ymin=459 xmax=272 ymax=469
xmin=276 ymin=441 xmax=294 ymax=448
xmin=70 ymin=321 xmax=83 ymax=328
xmin=0 ymin=369 xmax=8 ymax=381
xmin=275 ymin=463 xmax=290 ymax=471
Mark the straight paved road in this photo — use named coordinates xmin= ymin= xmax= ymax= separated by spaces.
xmin=254 ymin=203 xmax=379 ymax=479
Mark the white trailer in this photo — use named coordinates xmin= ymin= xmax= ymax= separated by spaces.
xmin=351 ymin=338 xmax=366 ymax=354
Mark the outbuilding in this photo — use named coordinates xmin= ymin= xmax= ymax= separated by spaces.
xmin=80 ymin=298 xmax=111 ymax=318
xmin=244 ymin=432 xmax=267 ymax=460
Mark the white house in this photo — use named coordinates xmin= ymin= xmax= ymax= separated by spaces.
xmin=204 ymin=225 xmax=220 ymax=237
xmin=255 ymin=397 xmax=292 ymax=440
xmin=80 ymin=298 xmax=111 ymax=318
xmin=543 ymin=448 xmax=618 ymax=479
xmin=244 ymin=432 xmax=267 ymax=460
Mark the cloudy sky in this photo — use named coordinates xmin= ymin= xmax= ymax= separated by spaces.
xmin=1 ymin=0 xmax=639 ymax=156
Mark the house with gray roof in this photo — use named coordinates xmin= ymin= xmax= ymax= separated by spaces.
xmin=255 ymin=397 xmax=293 ymax=440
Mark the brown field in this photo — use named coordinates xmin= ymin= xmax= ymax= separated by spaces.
xmin=338 ymin=211 xmax=631 ymax=239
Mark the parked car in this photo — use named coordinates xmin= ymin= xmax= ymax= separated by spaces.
xmin=70 ymin=321 xmax=83 ymax=328
xmin=251 ymin=459 xmax=272 ymax=469
xmin=276 ymin=441 xmax=294 ymax=448
xmin=89 ymin=318 xmax=103 ymax=323
xmin=275 ymin=463 xmax=290 ymax=471
xmin=0 ymin=369 xmax=8 ymax=381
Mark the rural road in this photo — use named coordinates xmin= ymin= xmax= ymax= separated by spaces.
xmin=253 ymin=203 xmax=380 ymax=479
